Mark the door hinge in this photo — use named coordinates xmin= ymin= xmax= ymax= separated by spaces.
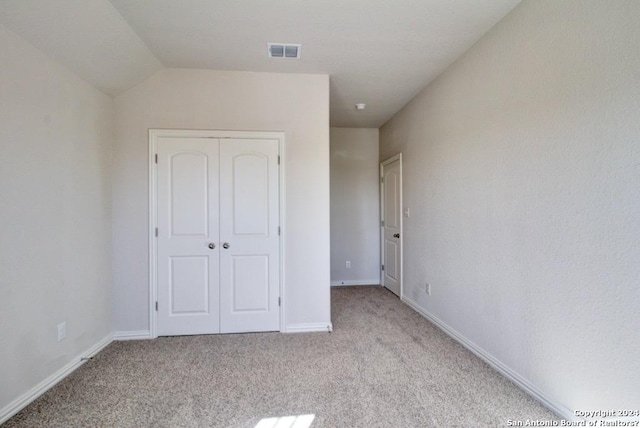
xmin=155 ymin=301 xmax=158 ymax=311
xmin=155 ymin=227 xmax=158 ymax=237
xmin=278 ymin=226 xmax=281 ymax=236
xmin=381 ymin=220 xmax=385 ymax=227
xmin=381 ymin=265 xmax=385 ymax=271
xmin=277 ymin=155 xmax=280 ymax=165
xmin=380 ymin=177 xmax=384 ymax=183
xmin=155 ymin=154 xmax=158 ymax=164
xmin=278 ymin=297 xmax=281 ymax=307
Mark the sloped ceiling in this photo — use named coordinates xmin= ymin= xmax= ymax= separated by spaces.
xmin=0 ymin=0 xmax=162 ymax=95
xmin=0 ymin=0 xmax=521 ymax=127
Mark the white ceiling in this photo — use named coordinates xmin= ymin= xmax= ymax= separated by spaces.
xmin=0 ymin=0 xmax=521 ymax=128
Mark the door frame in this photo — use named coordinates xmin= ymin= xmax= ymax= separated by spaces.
xmin=380 ymin=153 xmax=403 ymax=298
xmin=148 ymin=129 xmax=286 ymax=338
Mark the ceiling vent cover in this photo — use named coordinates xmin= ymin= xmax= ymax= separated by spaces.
xmin=268 ymin=43 xmax=301 ymax=59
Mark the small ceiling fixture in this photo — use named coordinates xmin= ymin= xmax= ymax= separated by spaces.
xmin=355 ymin=103 xmax=366 ymax=110
xmin=268 ymin=43 xmax=301 ymax=59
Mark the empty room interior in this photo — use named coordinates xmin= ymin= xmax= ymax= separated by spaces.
xmin=1 ymin=0 xmax=638 ymax=426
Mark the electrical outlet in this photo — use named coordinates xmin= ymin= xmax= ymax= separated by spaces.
xmin=346 ymin=261 xmax=351 ymax=269
xmin=57 ymin=322 xmax=66 ymax=342
xmin=425 ymin=282 xmax=431 ymax=295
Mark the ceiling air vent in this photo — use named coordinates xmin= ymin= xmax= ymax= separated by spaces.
xmin=268 ymin=43 xmax=301 ymax=59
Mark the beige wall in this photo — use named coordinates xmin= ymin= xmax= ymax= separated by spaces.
xmin=330 ymin=128 xmax=380 ymax=285
xmin=0 ymin=25 xmax=113 ymax=418
xmin=380 ymin=0 xmax=640 ymax=416
xmin=113 ymin=69 xmax=331 ymax=333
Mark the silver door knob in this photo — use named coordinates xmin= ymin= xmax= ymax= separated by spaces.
xmin=222 ymin=242 xmax=230 ymax=249
xmin=393 ymin=233 xmax=400 ymax=238
xmin=208 ymin=243 xmax=215 ymax=249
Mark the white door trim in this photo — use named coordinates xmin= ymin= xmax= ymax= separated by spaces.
xmin=149 ymin=129 xmax=286 ymax=338
xmin=380 ymin=153 xmax=403 ymax=298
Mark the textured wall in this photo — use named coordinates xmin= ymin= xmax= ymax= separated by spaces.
xmin=380 ymin=0 xmax=640 ymax=414
xmin=113 ymin=69 xmax=331 ymax=333
xmin=330 ymin=127 xmax=380 ymax=285
xmin=0 ymin=25 xmax=113 ymax=415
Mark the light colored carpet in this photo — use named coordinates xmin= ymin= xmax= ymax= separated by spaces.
xmin=5 ymin=286 xmax=559 ymax=427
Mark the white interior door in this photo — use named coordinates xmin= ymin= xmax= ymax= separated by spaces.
xmin=155 ymin=135 xmax=281 ymax=336
xmin=219 ymin=139 xmax=280 ymax=333
xmin=382 ymin=157 xmax=402 ymax=297
xmin=156 ymin=137 xmax=220 ymax=336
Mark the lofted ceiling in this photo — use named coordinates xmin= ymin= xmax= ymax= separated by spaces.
xmin=0 ymin=0 xmax=521 ymax=128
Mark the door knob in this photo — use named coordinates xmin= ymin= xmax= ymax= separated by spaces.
xmin=222 ymin=242 xmax=230 ymax=249
xmin=208 ymin=243 xmax=215 ymax=249
xmin=393 ymin=233 xmax=400 ymax=238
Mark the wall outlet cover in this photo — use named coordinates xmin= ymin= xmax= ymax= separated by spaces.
xmin=57 ymin=322 xmax=66 ymax=342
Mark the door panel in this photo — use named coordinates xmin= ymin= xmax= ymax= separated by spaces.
xmin=384 ymin=240 xmax=398 ymax=280
xmin=169 ymin=153 xmax=209 ymax=236
xmin=170 ymin=256 xmax=210 ymax=314
xmin=232 ymin=255 xmax=270 ymax=311
xmin=384 ymin=171 xmax=399 ymax=229
xmin=220 ymin=139 xmax=280 ymax=333
xmin=157 ymin=137 xmax=220 ymax=336
xmin=382 ymin=158 xmax=401 ymax=296
xmin=232 ymin=153 xmax=270 ymax=236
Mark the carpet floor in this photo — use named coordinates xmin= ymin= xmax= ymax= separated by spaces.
xmin=5 ymin=286 xmax=559 ymax=427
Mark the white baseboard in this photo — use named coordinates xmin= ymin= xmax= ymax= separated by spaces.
xmin=331 ymin=280 xmax=381 ymax=286
xmin=402 ymin=296 xmax=575 ymax=421
xmin=285 ymin=323 xmax=333 ymax=333
xmin=0 ymin=333 xmax=113 ymax=425
xmin=113 ymin=330 xmax=152 ymax=341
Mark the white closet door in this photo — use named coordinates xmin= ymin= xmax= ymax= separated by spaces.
xmin=219 ymin=139 xmax=280 ymax=333
xmin=156 ymin=137 xmax=220 ymax=336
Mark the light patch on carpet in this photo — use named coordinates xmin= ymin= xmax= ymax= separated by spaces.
xmin=255 ymin=413 xmax=315 ymax=428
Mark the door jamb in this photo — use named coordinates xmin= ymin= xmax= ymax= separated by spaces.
xmin=380 ymin=153 xmax=403 ymax=299
xmin=148 ymin=129 xmax=286 ymax=338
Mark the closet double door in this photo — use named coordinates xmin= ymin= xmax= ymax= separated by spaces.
xmin=156 ymin=136 xmax=280 ymax=336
